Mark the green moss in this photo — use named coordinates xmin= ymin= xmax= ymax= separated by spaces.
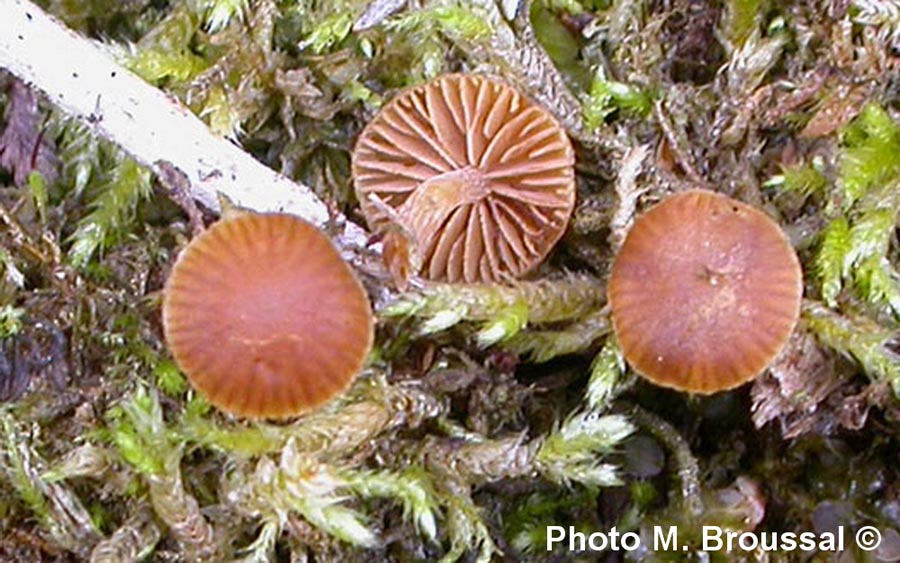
xmin=384 ymin=275 xmax=606 ymax=332
xmin=0 ymin=413 xmax=52 ymax=527
xmin=385 ymin=4 xmax=492 ymax=42
xmin=583 ymin=73 xmax=652 ymax=130
xmin=204 ymin=0 xmax=248 ymax=32
xmin=531 ymin=2 xmax=585 ymax=83
xmin=506 ymin=488 xmax=597 ymax=555
xmin=585 ymin=337 xmax=627 ymax=410
xmin=805 ymin=302 xmax=900 ymax=393
xmin=67 ymin=157 xmax=153 ymax=268
xmin=724 ymin=0 xmax=763 ymax=48
xmin=839 ymin=104 xmax=900 ymax=208
xmin=298 ymin=12 xmax=354 ymax=54
xmin=816 ymin=217 xmax=852 ymax=307
xmin=4 ymin=0 xmax=900 ymax=559
xmin=810 ymin=105 xmax=900 ymax=317
xmin=124 ymin=48 xmax=209 ymax=84
xmin=153 ymin=360 xmax=187 ymax=397
xmin=767 ymin=161 xmax=827 ymax=198
xmin=0 ymin=305 xmax=25 ymax=338
xmin=537 ymin=412 xmax=634 ymax=486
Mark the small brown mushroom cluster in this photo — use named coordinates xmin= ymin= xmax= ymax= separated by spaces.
xmin=162 ymin=75 xmax=803 ymax=419
xmin=162 ymin=74 xmax=578 ymax=419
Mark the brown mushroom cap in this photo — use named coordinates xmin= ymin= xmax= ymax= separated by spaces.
xmin=162 ymin=213 xmax=374 ymax=418
xmin=352 ymin=73 xmax=576 ymax=283
xmin=608 ymin=190 xmax=803 ymax=394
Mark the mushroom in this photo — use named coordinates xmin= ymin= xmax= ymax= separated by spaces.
xmin=352 ymin=74 xmax=576 ymax=284
xmin=162 ymin=213 xmax=374 ymax=418
xmin=608 ymin=190 xmax=803 ymax=394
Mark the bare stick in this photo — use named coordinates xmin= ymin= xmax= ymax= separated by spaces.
xmin=0 ymin=0 xmax=368 ymax=248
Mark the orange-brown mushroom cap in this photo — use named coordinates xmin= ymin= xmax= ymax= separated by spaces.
xmin=608 ymin=190 xmax=803 ymax=394
xmin=162 ymin=213 xmax=374 ymax=418
xmin=352 ymin=74 xmax=576 ymax=283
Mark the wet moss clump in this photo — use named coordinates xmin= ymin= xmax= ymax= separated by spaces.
xmin=2 ymin=0 xmax=900 ymax=561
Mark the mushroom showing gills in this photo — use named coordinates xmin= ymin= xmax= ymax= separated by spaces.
xmin=353 ymin=74 xmax=576 ymax=283
xmin=608 ymin=190 xmax=803 ymax=394
xmin=163 ymin=213 xmax=374 ymax=418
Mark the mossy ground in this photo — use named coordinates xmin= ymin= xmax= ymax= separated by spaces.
xmin=1 ymin=0 xmax=900 ymax=561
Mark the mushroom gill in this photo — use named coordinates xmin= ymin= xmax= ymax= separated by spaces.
xmin=352 ymin=74 xmax=576 ymax=284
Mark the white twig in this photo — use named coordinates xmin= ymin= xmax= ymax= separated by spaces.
xmin=0 ymin=0 xmax=368 ymax=248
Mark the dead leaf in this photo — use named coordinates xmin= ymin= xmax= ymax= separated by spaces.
xmin=800 ymin=84 xmax=869 ymax=139
xmin=751 ymin=331 xmax=844 ymax=438
xmin=0 ymin=79 xmax=59 ymax=186
xmin=275 ymin=68 xmax=340 ymax=121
